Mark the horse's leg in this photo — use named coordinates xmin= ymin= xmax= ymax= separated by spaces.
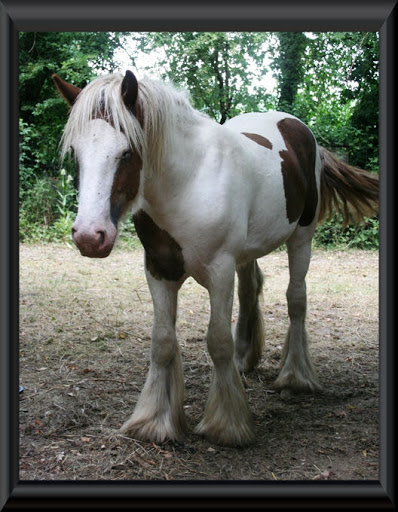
xmin=120 ymin=269 xmax=186 ymax=442
xmin=274 ymin=228 xmax=322 ymax=393
xmin=234 ymin=260 xmax=265 ymax=372
xmin=195 ymin=256 xmax=254 ymax=446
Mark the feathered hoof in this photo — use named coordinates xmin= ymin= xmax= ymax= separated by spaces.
xmin=273 ymin=370 xmax=322 ymax=395
xmin=194 ymin=417 xmax=255 ymax=448
xmin=119 ymin=414 xmax=186 ymax=443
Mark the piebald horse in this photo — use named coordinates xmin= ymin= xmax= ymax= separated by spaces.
xmin=53 ymin=70 xmax=378 ymax=446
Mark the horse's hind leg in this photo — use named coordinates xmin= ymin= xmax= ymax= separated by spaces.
xmin=234 ymin=260 xmax=264 ymax=372
xmin=120 ymin=271 xmax=186 ymax=442
xmin=274 ymin=229 xmax=321 ymax=393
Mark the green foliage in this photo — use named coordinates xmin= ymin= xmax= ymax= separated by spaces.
xmin=19 ymin=177 xmax=57 ymax=241
xmin=53 ymin=168 xmax=78 ymax=240
xmin=19 ymin=168 xmax=77 ymax=243
xmin=19 ymin=31 xmax=379 ymax=250
xmin=135 ymin=32 xmax=274 ymax=123
xmin=343 ymin=34 xmax=379 ymax=169
xmin=19 ymin=32 xmax=127 ymax=178
xmin=272 ymin=32 xmax=308 ymax=112
xmin=292 ymin=32 xmax=379 ymax=172
xmin=117 ymin=217 xmax=141 ymax=250
xmin=19 ymin=118 xmax=36 ymax=196
xmin=314 ymin=214 xmax=379 ymax=250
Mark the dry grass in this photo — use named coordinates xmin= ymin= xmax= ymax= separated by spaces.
xmin=19 ymin=242 xmax=379 ymax=481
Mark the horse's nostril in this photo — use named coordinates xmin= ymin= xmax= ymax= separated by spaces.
xmin=97 ymin=230 xmax=105 ymax=246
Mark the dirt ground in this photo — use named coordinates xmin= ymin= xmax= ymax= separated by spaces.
xmin=19 ymin=242 xmax=379 ymax=481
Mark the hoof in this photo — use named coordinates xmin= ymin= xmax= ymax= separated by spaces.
xmin=274 ymin=371 xmax=322 ymax=395
xmin=194 ymin=419 xmax=255 ymax=448
xmin=119 ymin=413 xmax=186 ymax=443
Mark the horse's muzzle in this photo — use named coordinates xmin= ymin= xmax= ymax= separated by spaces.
xmin=71 ymin=223 xmax=116 ymax=258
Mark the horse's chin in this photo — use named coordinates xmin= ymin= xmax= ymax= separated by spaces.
xmin=82 ymin=249 xmax=113 ymax=259
xmin=77 ymin=243 xmax=114 ymax=259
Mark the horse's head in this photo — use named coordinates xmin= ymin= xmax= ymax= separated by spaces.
xmin=53 ymin=71 xmax=142 ymax=258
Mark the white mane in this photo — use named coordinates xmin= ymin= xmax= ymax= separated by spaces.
xmin=61 ymin=72 xmax=197 ymax=174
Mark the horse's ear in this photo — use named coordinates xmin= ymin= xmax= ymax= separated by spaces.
xmin=121 ymin=70 xmax=138 ymax=112
xmin=52 ymin=74 xmax=82 ymax=106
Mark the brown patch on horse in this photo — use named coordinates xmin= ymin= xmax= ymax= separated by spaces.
xmin=242 ymin=132 xmax=273 ymax=150
xmin=110 ymin=152 xmax=142 ymax=226
xmin=133 ymin=210 xmax=185 ymax=281
xmin=277 ymin=118 xmax=318 ymax=226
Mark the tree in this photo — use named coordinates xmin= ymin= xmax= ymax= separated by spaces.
xmin=272 ymin=32 xmax=308 ymax=113
xmin=135 ymin=32 xmax=273 ymax=123
xmin=19 ymin=32 xmax=128 ymax=183
xmin=343 ymin=33 xmax=379 ymax=170
xmin=288 ymin=32 xmax=379 ymax=171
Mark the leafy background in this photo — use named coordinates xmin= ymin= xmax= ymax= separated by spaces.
xmin=19 ymin=31 xmax=379 ymax=248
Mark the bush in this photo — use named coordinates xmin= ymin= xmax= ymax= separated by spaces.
xmin=19 ymin=177 xmax=57 ymax=240
xmin=314 ymin=213 xmax=379 ymax=250
xmin=19 ymin=169 xmax=77 ymax=243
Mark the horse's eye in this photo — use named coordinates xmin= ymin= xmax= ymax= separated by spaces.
xmin=121 ymin=150 xmax=132 ymax=160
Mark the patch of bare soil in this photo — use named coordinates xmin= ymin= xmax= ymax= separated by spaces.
xmin=19 ymin=243 xmax=379 ymax=481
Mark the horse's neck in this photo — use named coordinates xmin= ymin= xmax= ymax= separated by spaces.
xmin=143 ymin=113 xmax=215 ymax=208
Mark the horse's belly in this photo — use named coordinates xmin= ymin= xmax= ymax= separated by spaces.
xmin=238 ymin=216 xmax=296 ymax=264
xmin=234 ymin=165 xmax=295 ymax=262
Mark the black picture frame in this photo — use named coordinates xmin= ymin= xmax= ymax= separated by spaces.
xmin=1 ymin=0 xmax=396 ymax=509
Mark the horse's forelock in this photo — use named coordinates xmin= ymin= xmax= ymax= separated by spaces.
xmin=61 ymin=74 xmax=143 ymax=161
xmin=60 ymin=73 xmax=195 ymax=174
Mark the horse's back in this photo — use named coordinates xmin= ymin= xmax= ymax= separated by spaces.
xmin=224 ymin=111 xmax=299 ymax=139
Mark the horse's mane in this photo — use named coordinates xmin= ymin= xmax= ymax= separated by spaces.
xmin=61 ymin=72 xmax=196 ymax=175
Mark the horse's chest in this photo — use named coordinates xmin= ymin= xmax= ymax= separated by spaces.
xmin=133 ymin=210 xmax=185 ymax=282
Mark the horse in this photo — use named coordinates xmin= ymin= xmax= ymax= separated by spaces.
xmin=53 ymin=70 xmax=379 ymax=447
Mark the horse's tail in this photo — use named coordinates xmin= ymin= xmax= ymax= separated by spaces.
xmin=318 ymin=146 xmax=379 ymax=228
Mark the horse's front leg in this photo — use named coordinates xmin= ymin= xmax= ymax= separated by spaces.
xmin=120 ymin=268 xmax=186 ymax=442
xmin=195 ymin=256 xmax=255 ymax=447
